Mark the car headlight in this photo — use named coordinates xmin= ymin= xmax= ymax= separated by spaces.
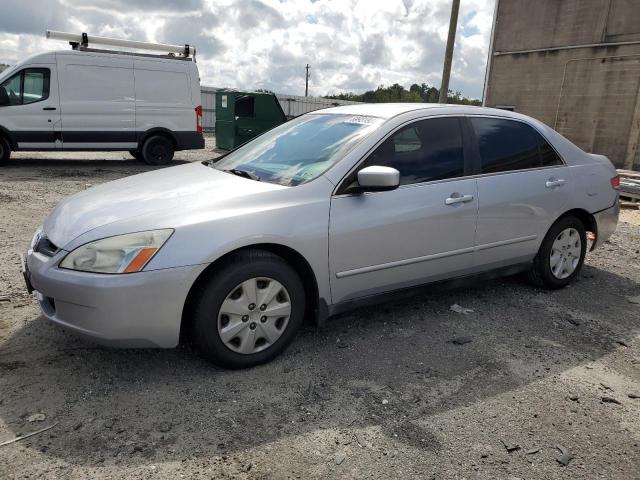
xmin=30 ymin=226 xmax=43 ymax=249
xmin=59 ymin=229 xmax=173 ymax=274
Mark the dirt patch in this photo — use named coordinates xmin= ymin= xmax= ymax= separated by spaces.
xmin=0 ymin=141 xmax=639 ymax=479
xmin=0 ymin=192 xmax=16 ymax=202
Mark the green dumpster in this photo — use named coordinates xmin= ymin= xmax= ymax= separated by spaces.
xmin=215 ymin=90 xmax=287 ymax=150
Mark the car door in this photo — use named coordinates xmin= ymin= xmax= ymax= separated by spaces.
xmin=329 ymin=116 xmax=478 ymax=304
xmin=0 ymin=66 xmax=61 ymax=149
xmin=468 ymin=116 xmax=569 ymax=269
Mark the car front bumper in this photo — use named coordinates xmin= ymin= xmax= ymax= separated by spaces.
xmin=592 ymin=200 xmax=619 ymax=250
xmin=26 ymin=248 xmax=207 ymax=348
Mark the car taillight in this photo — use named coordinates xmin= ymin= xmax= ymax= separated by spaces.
xmin=195 ymin=105 xmax=203 ymax=134
xmin=610 ymin=175 xmax=620 ymax=190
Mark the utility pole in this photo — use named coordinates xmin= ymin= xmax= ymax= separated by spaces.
xmin=439 ymin=0 xmax=460 ymax=104
xmin=305 ymin=64 xmax=310 ymax=97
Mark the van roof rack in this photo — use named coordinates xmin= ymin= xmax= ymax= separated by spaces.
xmin=45 ymin=30 xmax=196 ymax=61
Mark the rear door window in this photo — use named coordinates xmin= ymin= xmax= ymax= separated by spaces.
xmin=362 ymin=117 xmax=465 ymax=186
xmin=470 ymin=117 xmax=541 ymax=173
xmin=538 ymin=134 xmax=563 ymax=166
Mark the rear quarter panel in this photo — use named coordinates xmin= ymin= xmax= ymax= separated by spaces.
xmin=134 ymin=58 xmax=196 ymax=133
xmin=565 ymin=156 xmax=618 ymax=214
xmin=531 ymin=119 xmax=618 ymax=214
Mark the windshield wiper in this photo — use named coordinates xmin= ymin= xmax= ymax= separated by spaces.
xmin=223 ymin=168 xmax=260 ymax=181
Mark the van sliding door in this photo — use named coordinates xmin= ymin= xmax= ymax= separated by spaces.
xmin=57 ymin=54 xmax=136 ymax=149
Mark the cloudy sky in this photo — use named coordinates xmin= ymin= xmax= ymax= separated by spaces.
xmin=0 ymin=0 xmax=495 ymax=99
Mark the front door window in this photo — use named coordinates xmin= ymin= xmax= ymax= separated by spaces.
xmin=0 ymin=68 xmax=50 ymax=106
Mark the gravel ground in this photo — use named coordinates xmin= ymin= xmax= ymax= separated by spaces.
xmin=1 ymin=140 xmax=639 ymax=479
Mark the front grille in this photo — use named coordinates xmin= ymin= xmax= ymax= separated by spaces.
xmin=35 ymin=236 xmax=59 ymax=257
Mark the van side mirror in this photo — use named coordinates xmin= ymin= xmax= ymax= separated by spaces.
xmin=356 ymin=166 xmax=400 ymax=192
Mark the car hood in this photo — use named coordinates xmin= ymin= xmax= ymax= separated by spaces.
xmin=43 ymin=162 xmax=286 ymax=249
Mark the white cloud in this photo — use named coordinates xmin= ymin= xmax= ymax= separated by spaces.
xmin=0 ymin=0 xmax=495 ymax=99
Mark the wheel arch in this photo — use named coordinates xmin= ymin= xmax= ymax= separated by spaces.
xmin=0 ymin=125 xmax=16 ymax=150
xmin=554 ymin=208 xmax=597 ymax=250
xmin=180 ymin=243 xmax=321 ymax=342
xmin=137 ymin=128 xmax=178 ymax=150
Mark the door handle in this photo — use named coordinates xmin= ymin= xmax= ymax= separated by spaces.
xmin=42 ymin=107 xmax=56 ymax=111
xmin=545 ymin=178 xmax=566 ymax=188
xmin=445 ymin=194 xmax=474 ymax=205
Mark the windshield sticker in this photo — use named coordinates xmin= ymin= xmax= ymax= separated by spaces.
xmin=343 ymin=115 xmax=380 ymax=125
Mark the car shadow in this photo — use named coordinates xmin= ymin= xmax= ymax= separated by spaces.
xmin=0 ymin=265 xmax=638 ymax=466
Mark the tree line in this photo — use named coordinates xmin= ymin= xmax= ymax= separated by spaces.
xmin=325 ymin=83 xmax=481 ymax=105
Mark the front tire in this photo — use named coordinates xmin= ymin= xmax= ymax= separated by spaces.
xmin=192 ymin=250 xmax=306 ymax=368
xmin=141 ymin=135 xmax=174 ymax=165
xmin=528 ymin=215 xmax=586 ymax=289
xmin=0 ymin=136 xmax=10 ymax=164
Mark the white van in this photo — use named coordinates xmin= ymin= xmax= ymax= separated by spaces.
xmin=0 ymin=33 xmax=204 ymax=165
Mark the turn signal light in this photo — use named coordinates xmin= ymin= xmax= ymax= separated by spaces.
xmin=123 ymin=247 xmax=158 ymax=273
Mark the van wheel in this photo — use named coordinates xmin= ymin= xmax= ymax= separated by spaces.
xmin=192 ymin=250 xmax=306 ymax=369
xmin=141 ymin=135 xmax=174 ymax=165
xmin=129 ymin=150 xmax=143 ymax=161
xmin=528 ymin=215 xmax=586 ymax=289
xmin=0 ymin=136 xmax=10 ymax=163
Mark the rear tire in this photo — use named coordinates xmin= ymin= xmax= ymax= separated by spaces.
xmin=141 ymin=135 xmax=174 ymax=165
xmin=528 ymin=215 xmax=586 ymax=289
xmin=0 ymin=136 xmax=10 ymax=164
xmin=192 ymin=250 xmax=306 ymax=369
xmin=129 ymin=149 xmax=143 ymax=161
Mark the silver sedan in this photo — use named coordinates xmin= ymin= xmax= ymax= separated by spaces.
xmin=25 ymin=104 xmax=620 ymax=368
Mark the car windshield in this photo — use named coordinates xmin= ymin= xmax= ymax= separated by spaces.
xmin=212 ymin=113 xmax=384 ymax=186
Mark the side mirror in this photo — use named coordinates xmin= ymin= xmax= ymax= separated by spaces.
xmin=356 ymin=166 xmax=400 ymax=192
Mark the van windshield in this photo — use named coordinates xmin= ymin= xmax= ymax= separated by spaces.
xmin=212 ymin=113 xmax=383 ymax=186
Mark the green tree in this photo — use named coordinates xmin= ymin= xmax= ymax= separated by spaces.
xmin=325 ymin=82 xmax=481 ymax=106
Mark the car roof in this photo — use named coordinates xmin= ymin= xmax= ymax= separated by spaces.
xmin=313 ymin=102 xmax=524 ymax=120
xmin=316 ymin=102 xmax=590 ymax=169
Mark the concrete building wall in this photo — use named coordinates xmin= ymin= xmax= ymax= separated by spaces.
xmin=485 ymin=0 xmax=640 ymax=169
